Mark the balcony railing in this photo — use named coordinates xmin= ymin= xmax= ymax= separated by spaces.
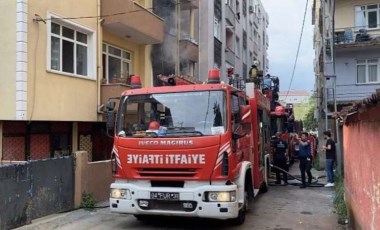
xmin=180 ymin=0 xmax=199 ymax=10
xmin=101 ymin=0 xmax=164 ymax=44
xmin=334 ymin=27 xmax=380 ymax=48
xmin=179 ymin=36 xmax=199 ymax=62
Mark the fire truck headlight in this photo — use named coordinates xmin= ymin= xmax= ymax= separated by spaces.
xmin=207 ymin=191 xmax=236 ymax=202
xmin=110 ymin=188 xmax=131 ymax=199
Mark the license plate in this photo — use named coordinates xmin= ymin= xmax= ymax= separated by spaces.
xmin=150 ymin=192 xmax=179 ymax=201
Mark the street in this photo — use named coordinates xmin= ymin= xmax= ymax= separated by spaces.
xmin=18 ymin=165 xmax=345 ymax=230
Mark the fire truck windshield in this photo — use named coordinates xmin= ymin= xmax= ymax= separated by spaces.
xmin=116 ymin=91 xmax=227 ymax=137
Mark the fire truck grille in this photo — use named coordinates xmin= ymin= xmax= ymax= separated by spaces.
xmin=138 ymin=200 xmax=197 ymax=212
xmin=137 ymin=168 xmax=197 ymax=178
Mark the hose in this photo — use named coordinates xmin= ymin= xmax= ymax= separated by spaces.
xmin=269 ymin=163 xmax=326 ymax=187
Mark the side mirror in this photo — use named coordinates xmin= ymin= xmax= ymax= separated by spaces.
xmin=106 ymin=100 xmax=116 ymax=111
xmin=240 ymin=105 xmax=251 ymax=124
xmin=106 ymin=100 xmax=117 ymax=131
xmin=106 ymin=111 xmax=116 ymax=131
xmin=233 ymin=131 xmax=247 ymax=140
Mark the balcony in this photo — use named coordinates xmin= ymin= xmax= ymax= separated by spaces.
xmin=179 ymin=37 xmax=199 ymax=62
xmin=334 ymin=27 xmax=380 ymax=50
xmin=180 ymin=0 xmax=199 ymax=10
xmin=100 ymin=83 xmax=129 ymax=109
xmin=101 ymin=0 xmax=164 ymax=44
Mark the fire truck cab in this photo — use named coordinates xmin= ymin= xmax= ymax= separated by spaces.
xmin=107 ymin=70 xmax=270 ymax=224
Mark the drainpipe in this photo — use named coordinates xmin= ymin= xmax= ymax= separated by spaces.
xmin=97 ymin=0 xmax=103 ymax=121
xmin=0 ymin=121 xmax=2 ymax=161
xmin=176 ymin=0 xmax=180 ymax=75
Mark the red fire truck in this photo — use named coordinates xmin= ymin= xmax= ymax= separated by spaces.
xmin=106 ymin=69 xmax=271 ymax=224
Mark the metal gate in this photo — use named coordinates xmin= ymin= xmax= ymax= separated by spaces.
xmin=0 ymin=157 xmax=74 ymax=229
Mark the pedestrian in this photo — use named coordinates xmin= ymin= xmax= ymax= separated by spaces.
xmin=298 ymin=132 xmax=313 ymax=188
xmin=271 ymin=132 xmax=288 ymax=185
xmin=322 ymin=131 xmax=336 ymax=187
xmin=292 ymin=133 xmax=300 ymax=159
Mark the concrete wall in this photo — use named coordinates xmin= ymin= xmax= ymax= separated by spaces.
xmin=74 ymin=151 xmax=113 ymax=207
xmin=343 ymin=106 xmax=380 ymax=230
xmin=334 ymin=49 xmax=380 ymax=102
xmin=0 ymin=0 xmax=16 ymax=120
xmin=25 ymin=0 xmax=99 ymax=121
xmin=199 ymin=0 xmax=214 ymax=82
xmin=0 ymin=157 xmax=74 ymax=229
xmin=335 ymin=0 xmax=380 ymax=30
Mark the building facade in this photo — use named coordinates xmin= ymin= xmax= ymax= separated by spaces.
xmin=151 ymin=0 xmax=200 ymax=85
xmin=279 ymin=90 xmax=310 ymax=105
xmin=333 ymin=0 xmax=380 ymax=104
xmin=199 ymin=0 xmax=269 ymax=82
xmin=0 ymin=0 xmax=164 ymax=161
xmin=314 ymin=0 xmax=380 ymax=131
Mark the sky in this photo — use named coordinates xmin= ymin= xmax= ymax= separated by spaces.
xmin=262 ymin=0 xmax=315 ymax=93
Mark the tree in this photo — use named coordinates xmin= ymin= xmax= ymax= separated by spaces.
xmin=303 ymin=105 xmax=318 ymax=131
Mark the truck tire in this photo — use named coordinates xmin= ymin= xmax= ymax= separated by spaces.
xmin=259 ymin=181 xmax=268 ymax=193
xmin=134 ymin=214 xmax=153 ymax=222
xmin=231 ymin=191 xmax=248 ymax=225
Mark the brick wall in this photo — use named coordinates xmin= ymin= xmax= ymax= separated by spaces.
xmin=30 ymin=135 xmax=50 ymax=160
xmin=343 ymin=106 xmax=380 ymax=230
xmin=2 ymin=137 xmax=25 ymax=161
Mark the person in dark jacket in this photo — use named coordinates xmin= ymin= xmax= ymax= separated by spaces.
xmin=271 ymin=132 xmax=289 ymax=185
xmin=298 ymin=132 xmax=313 ymax=188
xmin=322 ymin=130 xmax=336 ymax=187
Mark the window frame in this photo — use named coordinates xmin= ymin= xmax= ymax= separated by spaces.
xmin=214 ymin=16 xmax=221 ymax=40
xmin=102 ymin=43 xmax=132 ymax=83
xmin=235 ymin=36 xmax=240 ymax=58
xmin=355 ymin=4 xmax=380 ymax=30
xmin=356 ymin=58 xmax=379 ymax=84
xmin=47 ymin=12 xmax=96 ymax=80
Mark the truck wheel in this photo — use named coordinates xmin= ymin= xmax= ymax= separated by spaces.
xmin=259 ymin=181 xmax=268 ymax=193
xmin=231 ymin=191 xmax=248 ymax=225
xmin=134 ymin=214 xmax=152 ymax=222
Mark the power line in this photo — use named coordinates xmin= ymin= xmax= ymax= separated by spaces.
xmin=284 ymin=0 xmax=310 ymax=100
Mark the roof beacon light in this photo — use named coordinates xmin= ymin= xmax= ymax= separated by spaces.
xmin=208 ymin=69 xmax=220 ymax=84
xmin=130 ymin=75 xmax=142 ymax=89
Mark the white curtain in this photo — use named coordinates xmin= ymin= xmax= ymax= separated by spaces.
xmin=355 ymin=6 xmax=367 ymax=30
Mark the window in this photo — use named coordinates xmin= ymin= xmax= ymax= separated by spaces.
xmin=235 ymin=36 xmax=240 ymax=57
xmin=226 ymin=0 xmax=233 ymax=8
xmin=102 ymin=44 xmax=132 ymax=83
xmin=249 ymin=22 xmax=253 ymax=40
xmin=226 ymin=22 xmax=234 ymax=51
xmin=258 ymin=34 xmax=261 ymax=51
xmin=355 ymin=4 xmax=380 ymax=30
xmin=243 ymin=48 xmax=247 ymax=65
xmin=49 ymin=17 xmax=95 ymax=78
xmin=214 ymin=17 xmax=221 ymax=40
xmin=235 ymin=0 xmax=240 ymax=14
xmin=357 ymin=59 xmax=379 ymax=83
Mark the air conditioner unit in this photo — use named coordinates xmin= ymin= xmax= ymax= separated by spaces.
xmin=249 ymin=6 xmax=254 ymax=13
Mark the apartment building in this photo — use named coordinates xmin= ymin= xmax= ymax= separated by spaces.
xmin=0 ymin=0 xmax=164 ymax=161
xmin=279 ymin=90 xmax=310 ymax=105
xmin=199 ymin=0 xmax=269 ymax=82
xmin=151 ymin=0 xmax=200 ymax=85
xmin=314 ymin=0 xmax=380 ymax=126
xmin=333 ymin=0 xmax=380 ymax=104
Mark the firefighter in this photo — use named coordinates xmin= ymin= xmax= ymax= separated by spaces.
xmin=271 ymin=132 xmax=289 ymax=185
xmin=297 ymin=132 xmax=313 ymax=188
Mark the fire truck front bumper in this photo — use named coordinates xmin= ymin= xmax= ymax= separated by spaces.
xmin=109 ymin=182 xmax=239 ymax=219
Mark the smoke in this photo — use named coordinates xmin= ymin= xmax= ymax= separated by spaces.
xmin=151 ymin=0 xmax=199 ymax=86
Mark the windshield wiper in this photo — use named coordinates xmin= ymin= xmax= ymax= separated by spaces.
xmin=166 ymin=129 xmax=204 ymax=137
xmin=145 ymin=131 xmax=159 ymax=137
